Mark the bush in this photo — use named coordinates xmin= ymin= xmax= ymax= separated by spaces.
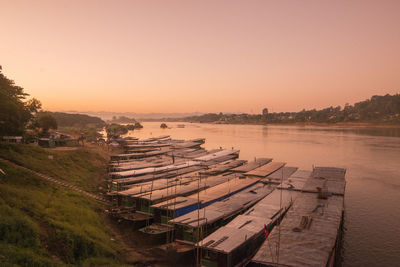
xmin=0 ymin=205 xmax=40 ymax=248
xmin=0 ymin=144 xmax=122 ymax=265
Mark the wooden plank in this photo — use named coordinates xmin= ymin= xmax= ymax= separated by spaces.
xmin=194 ymin=149 xmax=240 ymax=162
xmin=199 ymin=160 xmax=247 ymax=175
xmin=151 ymin=176 xmax=260 ymax=212
xmin=231 ymin=158 xmax=272 ymax=173
xmin=245 ymin=161 xmax=286 ymax=177
xmin=251 ymin=194 xmax=344 ymax=267
xmin=170 ymin=183 xmax=275 ymax=228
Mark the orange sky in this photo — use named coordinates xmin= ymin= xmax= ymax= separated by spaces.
xmin=1 ymin=0 xmax=399 ymax=113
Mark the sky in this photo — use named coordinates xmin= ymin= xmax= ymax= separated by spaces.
xmin=1 ymin=0 xmax=400 ymax=114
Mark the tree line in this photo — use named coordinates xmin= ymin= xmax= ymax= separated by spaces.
xmin=0 ymin=69 xmax=107 ymax=140
xmin=39 ymin=111 xmax=105 ymax=128
xmin=0 ymin=70 xmax=41 ymax=136
xmin=181 ymin=94 xmax=400 ymax=125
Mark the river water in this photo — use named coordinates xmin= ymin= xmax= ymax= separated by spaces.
xmin=125 ymin=122 xmax=400 ymax=266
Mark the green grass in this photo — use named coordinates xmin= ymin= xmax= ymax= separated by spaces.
xmin=0 ymin=142 xmax=108 ymax=193
xmin=0 ymin=143 xmax=124 ymax=266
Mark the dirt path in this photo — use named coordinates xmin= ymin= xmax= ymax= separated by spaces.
xmin=0 ymin=157 xmax=110 ymax=204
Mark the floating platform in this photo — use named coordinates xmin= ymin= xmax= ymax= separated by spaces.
xmin=170 ymin=182 xmax=277 ymax=243
xmin=198 ymin=170 xmax=312 ymax=267
xmin=106 ymin=136 xmax=347 ymax=267
xmin=149 ymin=176 xmax=261 ymax=224
xmin=249 ymin=167 xmax=346 ymax=267
xmin=199 ymin=160 xmax=247 ymax=176
xmin=230 ymin=158 xmax=272 ymax=173
xmin=245 ymin=161 xmax=286 ymax=178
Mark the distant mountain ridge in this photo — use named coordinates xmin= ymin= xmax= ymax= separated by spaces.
xmin=56 ymin=111 xmax=204 ymax=121
xmin=40 ymin=111 xmax=105 ymax=128
xmin=52 ymin=94 xmax=400 ymax=125
xmin=180 ymin=94 xmax=400 ymax=124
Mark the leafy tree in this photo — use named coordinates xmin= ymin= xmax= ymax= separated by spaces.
xmin=0 ymin=70 xmax=41 ymax=136
xmin=39 ymin=111 xmax=105 ymax=128
xmin=134 ymin=122 xmax=143 ymax=129
xmin=37 ymin=113 xmax=58 ymax=132
xmin=105 ymin=124 xmax=128 ymax=138
xmin=109 ymin=116 xmax=136 ymax=123
xmin=84 ymin=127 xmax=102 ymax=141
xmin=180 ymin=94 xmax=400 ymax=124
xmin=126 ymin=124 xmax=135 ymax=130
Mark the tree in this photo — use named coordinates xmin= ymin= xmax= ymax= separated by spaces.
xmin=160 ymin=123 xmax=168 ymax=129
xmin=134 ymin=122 xmax=143 ymax=129
xmin=0 ymin=70 xmax=41 ymax=136
xmin=84 ymin=127 xmax=102 ymax=141
xmin=105 ymin=123 xmax=128 ymax=138
xmin=37 ymin=113 xmax=58 ymax=133
xmin=262 ymin=108 xmax=269 ymax=116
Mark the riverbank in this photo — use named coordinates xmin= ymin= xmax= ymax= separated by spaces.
xmin=0 ymin=142 xmax=159 ymax=266
xmin=116 ymin=121 xmax=400 ymax=266
xmin=179 ymin=121 xmax=400 ymax=128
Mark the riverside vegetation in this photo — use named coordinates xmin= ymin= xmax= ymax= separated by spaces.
xmin=0 ymin=67 xmax=150 ymax=264
xmin=178 ymin=94 xmax=400 ymax=125
xmin=0 ymin=142 xmax=125 ymax=266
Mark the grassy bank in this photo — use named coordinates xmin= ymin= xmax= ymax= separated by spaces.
xmin=0 ymin=142 xmax=124 ymax=266
xmin=0 ymin=142 xmax=109 ymax=194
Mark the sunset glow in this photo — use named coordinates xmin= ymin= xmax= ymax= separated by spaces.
xmin=1 ymin=0 xmax=399 ymax=113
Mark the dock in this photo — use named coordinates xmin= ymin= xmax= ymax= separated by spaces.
xmin=169 ymin=182 xmax=279 ymax=243
xmin=249 ymin=167 xmax=346 ymax=267
xmin=230 ymin=158 xmax=272 ymax=173
xmin=198 ymin=169 xmax=310 ymax=267
xmin=106 ymin=135 xmax=346 ymax=267
xmin=245 ymin=161 xmax=286 ymax=178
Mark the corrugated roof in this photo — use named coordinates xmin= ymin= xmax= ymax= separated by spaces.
xmin=151 ymin=176 xmax=259 ymax=210
xmin=199 ymin=160 xmax=247 ymax=175
xmin=231 ymin=158 xmax=272 ymax=173
xmin=194 ymin=149 xmax=240 ymax=162
xmin=169 ymin=183 xmax=275 ymax=227
xmin=265 ymin=166 xmax=299 ymax=182
xmin=199 ymin=188 xmax=301 ymax=253
xmin=302 ymin=167 xmax=346 ymax=195
xmin=251 ymin=194 xmax=344 ymax=267
xmin=136 ymin=174 xmax=236 ymax=201
xmin=245 ymin=161 xmax=286 ymax=177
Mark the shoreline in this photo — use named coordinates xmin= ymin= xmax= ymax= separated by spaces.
xmin=144 ymin=121 xmax=400 ymax=128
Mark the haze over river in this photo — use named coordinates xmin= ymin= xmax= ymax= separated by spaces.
xmin=126 ymin=122 xmax=400 ymax=266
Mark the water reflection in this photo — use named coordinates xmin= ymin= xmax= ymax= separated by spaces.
xmin=122 ymin=122 xmax=400 ymax=267
xmin=262 ymin=126 xmax=268 ymax=137
xmin=272 ymin=124 xmax=400 ymax=137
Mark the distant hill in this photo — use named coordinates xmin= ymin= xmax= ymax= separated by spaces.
xmin=181 ymin=94 xmax=400 ymax=124
xmin=107 ymin=115 xmax=136 ymax=123
xmin=58 ymin=111 xmax=204 ymax=121
xmin=40 ymin=111 xmax=105 ymax=128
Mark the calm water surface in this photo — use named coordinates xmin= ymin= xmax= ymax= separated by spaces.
xmin=127 ymin=122 xmax=400 ymax=266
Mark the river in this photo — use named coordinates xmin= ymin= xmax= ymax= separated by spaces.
xmin=125 ymin=122 xmax=400 ymax=266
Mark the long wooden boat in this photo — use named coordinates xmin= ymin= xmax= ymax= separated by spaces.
xmin=199 ymin=167 xmax=346 ymax=267
xmin=137 ymin=176 xmax=262 ymax=242
xmin=132 ymin=174 xmax=237 ymax=214
xmin=198 ymin=169 xmax=312 ymax=267
xmin=199 ymin=160 xmax=247 ymax=176
xmin=149 ymin=175 xmax=262 ymax=225
xmin=230 ymin=158 xmax=272 ymax=173
xmin=170 ymin=167 xmax=298 ymax=245
xmin=249 ymin=167 xmax=346 ymax=267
